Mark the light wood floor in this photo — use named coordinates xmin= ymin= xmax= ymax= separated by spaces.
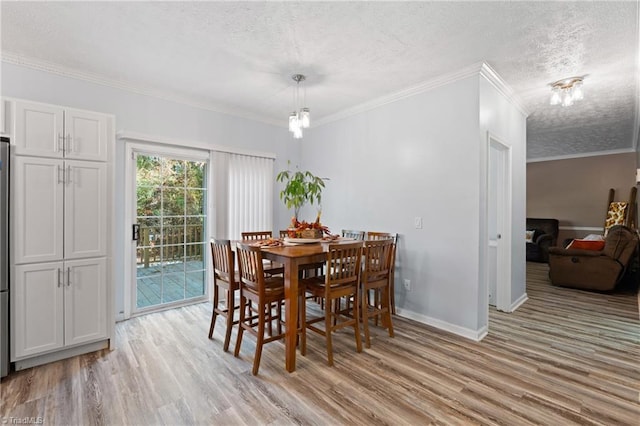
xmin=2 ymin=262 xmax=639 ymax=425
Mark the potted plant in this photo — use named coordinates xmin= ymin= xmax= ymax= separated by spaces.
xmin=276 ymin=162 xmax=327 ymax=238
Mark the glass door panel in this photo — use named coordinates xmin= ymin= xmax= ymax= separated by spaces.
xmin=135 ymin=153 xmax=207 ymax=311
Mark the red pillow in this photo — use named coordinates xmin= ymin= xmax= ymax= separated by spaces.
xmin=568 ymin=239 xmax=605 ymax=251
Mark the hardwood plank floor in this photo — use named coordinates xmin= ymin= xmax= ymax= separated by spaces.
xmin=2 ymin=262 xmax=638 ymax=425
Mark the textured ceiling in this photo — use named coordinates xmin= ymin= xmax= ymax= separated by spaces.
xmin=1 ymin=1 xmax=638 ymax=159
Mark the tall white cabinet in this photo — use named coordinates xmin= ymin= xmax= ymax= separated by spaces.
xmin=9 ymin=99 xmax=113 ymax=367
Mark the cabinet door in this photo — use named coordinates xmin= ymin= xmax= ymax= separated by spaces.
xmin=12 ymin=262 xmax=65 ymax=359
xmin=15 ymin=101 xmax=64 ymax=158
xmin=65 ymin=109 xmax=108 ymax=162
xmin=64 ymin=160 xmax=107 ymax=259
xmin=64 ymin=258 xmax=107 ymax=346
xmin=12 ymin=156 xmax=64 ymax=264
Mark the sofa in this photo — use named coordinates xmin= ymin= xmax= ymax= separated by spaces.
xmin=548 ymin=225 xmax=639 ymax=291
xmin=526 ymin=218 xmax=559 ymax=263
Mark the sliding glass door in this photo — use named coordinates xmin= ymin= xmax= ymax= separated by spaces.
xmin=134 ymin=151 xmax=208 ymax=312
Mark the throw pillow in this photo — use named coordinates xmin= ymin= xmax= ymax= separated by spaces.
xmin=567 ymin=239 xmax=605 ymax=251
xmin=525 ymin=230 xmax=535 ymax=243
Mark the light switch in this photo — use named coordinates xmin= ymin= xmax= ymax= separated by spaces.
xmin=414 ymin=217 xmax=423 ymax=229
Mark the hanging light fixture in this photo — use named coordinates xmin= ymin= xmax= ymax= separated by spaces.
xmin=549 ymin=76 xmax=585 ymax=107
xmin=288 ymin=74 xmax=310 ymax=139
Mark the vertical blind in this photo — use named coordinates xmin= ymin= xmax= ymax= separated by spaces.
xmin=226 ymin=153 xmax=274 ymax=240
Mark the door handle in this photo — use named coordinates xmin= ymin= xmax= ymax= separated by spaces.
xmin=67 ymin=165 xmax=72 ymax=184
xmin=57 ymin=165 xmax=64 ymax=184
xmin=67 ymin=267 xmax=71 ymax=287
xmin=132 ymin=224 xmax=140 ymax=241
xmin=58 ymin=134 xmax=65 ymax=153
xmin=67 ymin=134 xmax=73 ymax=154
xmin=57 ymin=268 xmax=62 ymax=287
xmin=497 ymin=234 xmax=502 ymax=239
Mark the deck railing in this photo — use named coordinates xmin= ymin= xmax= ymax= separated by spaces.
xmin=138 ymin=224 xmax=204 ymax=267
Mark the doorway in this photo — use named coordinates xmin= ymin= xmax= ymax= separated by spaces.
xmin=132 ymin=149 xmax=209 ymax=313
xmin=487 ymin=135 xmax=512 ymax=312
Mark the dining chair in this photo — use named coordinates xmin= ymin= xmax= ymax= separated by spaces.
xmin=366 ymin=231 xmax=398 ymax=315
xmin=234 ymin=243 xmax=306 ymax=375
xmin=208 ymin=239 xmax=240 ymax=352
xmin=341 ymin=229 xmax=365 ymax=240
xmin=361 ymin=239 xmax=395 ymax=348
xmin=241 ymin=231 xmax=285 ymax=276
xmin=302 ymin=241 xmax=363 ymax=366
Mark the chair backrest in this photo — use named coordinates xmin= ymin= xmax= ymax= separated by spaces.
xmin=324 ymin=242 xmax=363 ymax=293
xmin=279 ymin=230 xmax=289 ymax=239
xmin=236 ymin=243 xmax=266 ymax=294
xmin=341 ymin=229 xmax=365 ymax=240
xmin=366 ymin=231 xmax=397 ymax=243
xmin=363 ymin=239 xmax=394 ymax=283
xmin=242 ymin=231 xmax=273 ymax=241
xmin=602 ymin=225 xmax=639 ymax=264
xmin=210 ymin=239 xmax=235 ymax=284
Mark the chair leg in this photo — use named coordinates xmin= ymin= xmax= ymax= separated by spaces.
xmin=383 ymin=287 xmax=394 ymax=338
xmin=299 ymin=293 xmax=306 ymax=356
xmin=234 ymin=295 xmax=246 ymax=357
xmin=223 ymin=288 xmax=234 ymax=351
xmin=352 ymin=292 xmax=363 ymax=353
xmin=325 ymin=300 xmax=334 ymax=367
xmin=362 ymin=285 xmax=372 ymax=348
xmin=253 ymin=304 xmax=266 ymax=375
xmin=277 ymin=300 xmax=283 ymax=335
xmin=209 ymin=285 xmax=219 ymax=339
xmin=374 ymin=289 xmax=380 ymax=326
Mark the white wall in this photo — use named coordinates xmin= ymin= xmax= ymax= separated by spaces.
xmin=301 ymin=76 xmax=484 ymax=335
xmin=1 ymin=61 xmax=298 ymax=318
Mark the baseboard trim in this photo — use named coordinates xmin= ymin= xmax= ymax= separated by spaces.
xmin=13 ymin=340 xmax=110 ymax=371
xmin=510 ymin=293 xmax=529 ymax=312
xmin=395 ymin=308 xmax=486 ymax=341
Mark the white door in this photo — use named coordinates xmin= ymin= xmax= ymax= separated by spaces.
xmin=487 ymin=136 xmax=511 ymax=311
xmin=14 ymin=100 xmax=64 ymax=158
xmin=12 ymin=262 xmax=65 ymax=359
xmin=133 ymin=151 xmax=208 ymax=312
xmin=64 ymin=258 xmax=107 ymax=346
xmin=65 ymin=108 xmax=108 ymax=162
xmin=12 ymin=156 xmax=64 ymax=264
xmin=64 ymin=160 xmax=107 ymax=259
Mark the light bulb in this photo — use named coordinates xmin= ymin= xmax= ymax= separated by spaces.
xmin=572 ymin=81 xmax=583 ymax=101
xmin=288 ymin=112 xmax=299 ymax=133
xmin=293 ymin=126 xmax=303 ymax=139
xmin=561 ymin=90 xmax=573 ymax=107
xmin=550 ymin=89 xmax=561 ymax=106
xmin=300 ymin=108 xmax=310 ymax=128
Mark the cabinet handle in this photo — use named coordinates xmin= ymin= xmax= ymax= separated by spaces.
xmin=67 ymin=165 xmax=72 ymax=184
xmin=67 ymin=134 xmax=73 ymax=154
xmin=57 ymin=268 xmax=62 ymax=287
xmin=67 ymin=267 xmax=71 ymax=287
xmin=57 ymin=165 xmax=64 ymax=184
xmin=58 ymin=134 xmax=65 ymax=153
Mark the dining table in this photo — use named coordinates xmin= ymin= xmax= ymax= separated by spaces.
xmin=257 ymin=238 xmax=359 ymax=372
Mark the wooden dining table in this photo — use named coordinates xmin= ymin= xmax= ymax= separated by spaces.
xmin=258 ymin=238 xmax=359 ymax=372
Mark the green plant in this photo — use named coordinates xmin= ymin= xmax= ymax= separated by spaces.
xmin=276 ymin=162 xmax=325 ymax=220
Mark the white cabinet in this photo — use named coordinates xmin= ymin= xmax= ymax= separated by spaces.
xmin=12 ymin=262 xmax=65 ymax=358
xmin=9 ymin=98 xmax=112 ymax=365
xmin=14 ymin=100 xmax=107 ymax=161
xmin=12 ymin=157 xmax=106 ymax=264
xmin=12 ymin=258 xmax=107 ymax=359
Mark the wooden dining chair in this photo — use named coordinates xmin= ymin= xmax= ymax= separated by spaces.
xmin=241 ymin=231 xmax=285 ymax=276
xmin=234 ymin=243 xmax=306 ymax=375
xmin=209 ymin=239 xmax=240 ymax=352
xmin=302 ymin=241 xmax=363 ymax=366
xmin=341 ymin=229 xmax=365 ymax=240
xmin=361 ymin=239 xmax=395 ymax=348
xmin=366 ymin=231 xmax=398 ymax=315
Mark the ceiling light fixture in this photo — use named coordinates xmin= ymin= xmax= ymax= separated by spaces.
xmin=549 ymin=76 xmax=585 ymax=107
xmin=288 ymin=74 xmax=310 ymax=139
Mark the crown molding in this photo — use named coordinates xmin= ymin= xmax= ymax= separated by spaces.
xmin=526 ymin=147 xmax=635 ymax=163
xmin=314 ymin=62 xmax=487 ymax=127
xmin=1 ymin=51 xmax=283 ymax=127
xmin=478 ymin=62 xmax=529 ymax=117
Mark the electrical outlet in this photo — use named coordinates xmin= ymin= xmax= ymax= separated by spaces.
xmin=403 ymin=279 xmax=411 ymax=291
xmin=414 ymin=217 xmax=423 ymax=229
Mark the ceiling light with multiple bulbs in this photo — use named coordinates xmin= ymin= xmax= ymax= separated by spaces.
xmin=288 ymin=74 xmax=310 ymax=139
xmin=549 ymin=76 xmax=585 ymax=107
